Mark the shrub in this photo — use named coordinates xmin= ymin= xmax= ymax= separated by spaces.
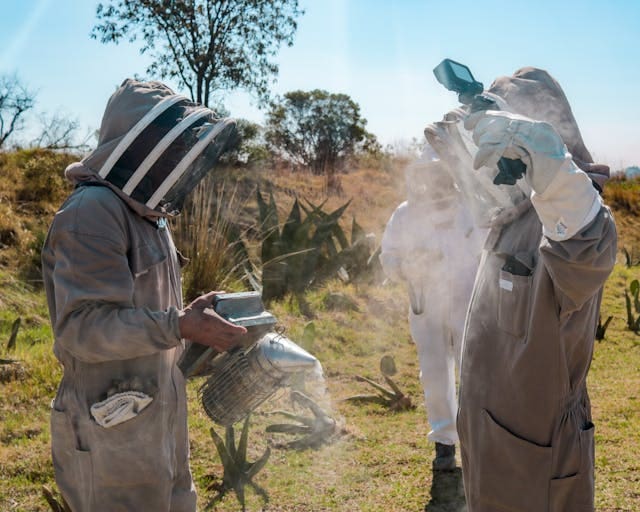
xmin=16 ymin=149 xmax=74 ymax=206
xmin=604 ymin=176 xmax=640 ymax=215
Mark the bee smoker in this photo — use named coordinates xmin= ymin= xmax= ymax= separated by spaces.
xmin=178 ymin=292 xmax=319 ymax=426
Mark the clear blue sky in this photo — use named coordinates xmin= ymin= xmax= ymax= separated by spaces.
xmin=1 ymin=0 xmax=639 ymax=167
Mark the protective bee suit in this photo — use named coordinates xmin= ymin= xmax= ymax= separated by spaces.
xmin=380 ymin=143 xmax=486 ymax=461
xmin=427 ymin=68 xmax=616 ymax=511
xmin=41 ymin=79 xmax=236 ymax=511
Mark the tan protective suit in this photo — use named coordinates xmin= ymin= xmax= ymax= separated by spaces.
xmin=41 ymin=81 xmax=209 ymax=511
xmin=450 ymin=69 xmax=617 ymax=511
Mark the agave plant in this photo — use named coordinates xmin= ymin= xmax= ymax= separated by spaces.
xmin=622 ymin=246 xmax=640 ymax=268
xmin=256 ymin=187 xmax=375 ymax=303
xmin=42 ymin=485 xmax=71 ymax=512
xmin=345 ymin=355 xmax=414 ymax=412
xmin=5 ymin=317 xmax=20 ymax=352
xmin=207 ymin=415 xmax=270 ymax=511
xmin=266 ymin=390 xmax=338 ymax=450
xmin=624 ymin=279 xmax=640 ymax=333
xmin=596 ymin=314 xmax=613 ymax=341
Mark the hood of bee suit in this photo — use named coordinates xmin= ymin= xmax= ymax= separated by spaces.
xmin=64 ymin=78 xmax=237 ymax=220
xmin=487 ymin=67 xmax=609 ymax=187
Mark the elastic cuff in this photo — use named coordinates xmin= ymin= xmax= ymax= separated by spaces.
xmin=167 ymin=306 xmax=183 ymax=346
xmin=530 ymin=160 xmax=601 ymax=241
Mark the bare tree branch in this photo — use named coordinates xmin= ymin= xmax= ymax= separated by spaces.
xmin=0 ymin=74 xmax=36 ymax=148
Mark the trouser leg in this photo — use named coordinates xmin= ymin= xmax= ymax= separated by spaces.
xmin=410 ymin=310 xmax=458 ymax=445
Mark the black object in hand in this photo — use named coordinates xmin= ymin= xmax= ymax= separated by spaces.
xmin=494 ymin=158 xmax=527 ymax=186
xmin=434 ymin=58 xmax=528 ymax=186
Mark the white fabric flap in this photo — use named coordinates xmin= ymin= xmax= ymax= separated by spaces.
xmin=90 ymin=391 xmax=153 ymax=428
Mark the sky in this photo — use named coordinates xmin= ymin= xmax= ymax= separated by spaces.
xmin=1 ymin=0 xmax=639 ymax=168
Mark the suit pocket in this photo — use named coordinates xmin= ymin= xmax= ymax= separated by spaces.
xmin=497 ymin=270 xmax=531 ymax=339
xmin=129 ymin=243 xmax=167 ymax=279
xmin=549 ymin=422 xmax=595 ymax=512
xmin=51 ymin=408 xmax=93 ymax=510
xmin=85 ymin=397 xmax=168 ymax=487
xmin=477 ymin=409 xmax=552 ymax=512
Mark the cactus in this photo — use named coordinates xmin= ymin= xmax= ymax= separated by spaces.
xmin=207 ymin=415 xmax=270 ymax=511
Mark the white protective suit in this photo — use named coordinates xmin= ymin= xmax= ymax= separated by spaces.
xmin=380 ymin=144 xmax=486 ymax=445
xmin=42 ymin=79 xmax=236 ymax=511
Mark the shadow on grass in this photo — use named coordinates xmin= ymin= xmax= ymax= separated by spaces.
xmin=424 ymin=468 xmax=466 ymax=512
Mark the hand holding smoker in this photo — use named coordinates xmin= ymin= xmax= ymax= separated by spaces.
xmin=178 ymin=292 xmax=319 ymax=426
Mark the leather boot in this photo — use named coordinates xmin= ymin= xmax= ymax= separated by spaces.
xmin=433 ymin=442 xmax=456 ymax=471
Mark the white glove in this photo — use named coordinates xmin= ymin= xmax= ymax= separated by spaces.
xmin=468 ymin=110 xmax=601 ymax=241
xmin=468 ymin=111 xmax=568 ymax=195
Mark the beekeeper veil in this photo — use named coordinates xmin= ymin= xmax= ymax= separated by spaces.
xmin=80 ymin=79 xmax=236 ymax=213
xmin=487 ymin=67 xmax=609 ymax=188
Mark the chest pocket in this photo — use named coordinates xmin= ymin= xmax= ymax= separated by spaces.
xmin=129 ymin=243 xmax=167 ymax=280
xmin=497 ymin=254 xmax=534 ymax=339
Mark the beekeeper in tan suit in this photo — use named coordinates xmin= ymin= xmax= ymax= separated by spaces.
xmin=42 ymin=79 xmax=247 ymax=512
xmin=427 ymin=68 xmax=616 ymax=511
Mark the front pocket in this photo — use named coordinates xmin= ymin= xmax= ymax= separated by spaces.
xmin=86 ymin=397 xmax=168 ymax=487
xmin=50 ymin=408 xmax=93 ymax=510
xmin=549 ymin=422 xmax=595 ymax=512
xmin=497 ymin=270 xmax=531 ymax=338
xmin=477 ymin=409 xmax=552 ymax=512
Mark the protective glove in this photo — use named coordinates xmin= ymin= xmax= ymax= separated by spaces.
xmin=467 ymin=110 xmax=601 ymax=241
xmin=467 ymin=111 xmax=567 ymax=195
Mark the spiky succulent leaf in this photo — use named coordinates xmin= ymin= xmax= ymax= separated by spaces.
xmin=266 ymin=424 xmax=311 ymax=434
xmin=237 ymin=415 xmax=251 ymax=468
xmin=209 ymin=427 xmax=239 ymax=476
xmin=246 ymin=446 xmax=271 ymax=480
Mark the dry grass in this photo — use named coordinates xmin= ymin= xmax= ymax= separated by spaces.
xmin=0 ymin=152 xmax=639 ymax=511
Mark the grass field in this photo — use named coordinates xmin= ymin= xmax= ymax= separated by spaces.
xmin=0 ymin=151 xmax=639 ymax=511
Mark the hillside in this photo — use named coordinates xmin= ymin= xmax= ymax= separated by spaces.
xmin=0 ymin=150 xmax=639 ymax=511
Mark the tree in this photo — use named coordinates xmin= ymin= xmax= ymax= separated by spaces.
xmin=31 ymin=110 xmax=93 ymax=151
xmin=91 ymin=0 xmax=303 ymax=106
xmin=264 ymin=89 xmax=377 ymax=181
xmin=0 ymin=74 xmax=36 ymax=148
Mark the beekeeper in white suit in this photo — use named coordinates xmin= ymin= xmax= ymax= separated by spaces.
xmin=380 ymin=142 xmax=485 ymax=471
xmin=42 ymin=79 xmax=247 ymax=512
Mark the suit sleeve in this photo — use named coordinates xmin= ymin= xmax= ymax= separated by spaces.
xmin=540 ymin=205 xmax=617 ymax=316
xmin=49 ymin=190 xmax=181 ymax=363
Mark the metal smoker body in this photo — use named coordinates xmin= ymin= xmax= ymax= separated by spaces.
xmin=178 ymin=292 xmax=318 ymax=426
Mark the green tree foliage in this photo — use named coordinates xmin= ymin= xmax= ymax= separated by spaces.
xmin=264 ymin=90 xmax=379 ymax=178
xmin=91 ymin=0 xmax=303 ymax=105
xmin=0 ymin=74 xmax=35 ymax=148
xmin=219 ymin=118 xmax=269 ymax=166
